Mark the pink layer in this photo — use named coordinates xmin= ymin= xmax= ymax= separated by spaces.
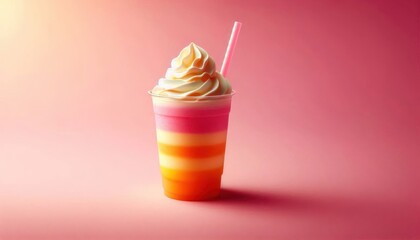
xmin=155 ymin=114 xmax=229 ymax=133
xmin=153 ymin=105 xmax=231 ymax=118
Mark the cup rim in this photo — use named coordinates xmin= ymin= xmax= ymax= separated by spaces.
xmin=148 ymin=90 xmax=236 ymax=101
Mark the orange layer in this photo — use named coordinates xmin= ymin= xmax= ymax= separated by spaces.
xmin=158 ymin=142 xmax=226 ymax=158
xmin=160 ymin=166 xmax=223 ymax=181
xmin=162 ymin=177 xmax=221 ymax=201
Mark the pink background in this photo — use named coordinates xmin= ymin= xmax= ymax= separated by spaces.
xmin=1 ymin=0 xmax=420 ymax=239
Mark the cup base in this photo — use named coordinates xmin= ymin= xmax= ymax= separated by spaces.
xmin=164 ymin=190 xmax=220 ymax=201
xmin=162 ymin=176 xmax=221 ymax=201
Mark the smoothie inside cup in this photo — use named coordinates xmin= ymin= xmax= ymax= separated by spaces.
xmin=149 ymin=43 xmax=234 ymax=201
xmin=149 ymin=91 xmax=234 ymax=200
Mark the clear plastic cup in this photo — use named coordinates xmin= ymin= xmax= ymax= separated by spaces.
xmin=149 ymin=91 xmax=234 ymax=201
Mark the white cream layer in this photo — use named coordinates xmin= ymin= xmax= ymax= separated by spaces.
xmin=159 ymin=153 xmax=224 ymax=171
xmin=156 ymin=129 xmax=227 ymax=146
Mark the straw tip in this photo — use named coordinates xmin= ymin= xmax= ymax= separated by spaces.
xmin=233 ymin=21 xmax=242 ymax=32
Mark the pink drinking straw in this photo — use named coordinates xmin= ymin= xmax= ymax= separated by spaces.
xmin=221 ymin=21 xmax=242 ymax=77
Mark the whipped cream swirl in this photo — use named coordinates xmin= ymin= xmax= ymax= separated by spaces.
xmin=151 ymin=43 xmax=232 ymax=97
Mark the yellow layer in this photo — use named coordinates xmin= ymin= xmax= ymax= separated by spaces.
xmin=156 ymin=129 xmax=227 ymax=146
xmin=159 ymin=153 xmax=224 ymax=171
xmin=160 ymin=166 xmax=223 ymax=181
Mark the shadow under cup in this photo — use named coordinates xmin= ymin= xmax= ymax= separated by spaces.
xmin=149 ymin=92 xmax=234 ymax=201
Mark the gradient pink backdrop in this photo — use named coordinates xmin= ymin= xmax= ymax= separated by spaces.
xmin=1 ymin=0 xmax=420 ymax=239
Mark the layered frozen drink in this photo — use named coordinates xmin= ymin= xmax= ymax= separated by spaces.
xmin=150 ymin=43 xmax=234 ymax=200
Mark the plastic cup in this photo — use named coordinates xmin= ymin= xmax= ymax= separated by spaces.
xmin=149 ymin=91 xmax=234 ymax=201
